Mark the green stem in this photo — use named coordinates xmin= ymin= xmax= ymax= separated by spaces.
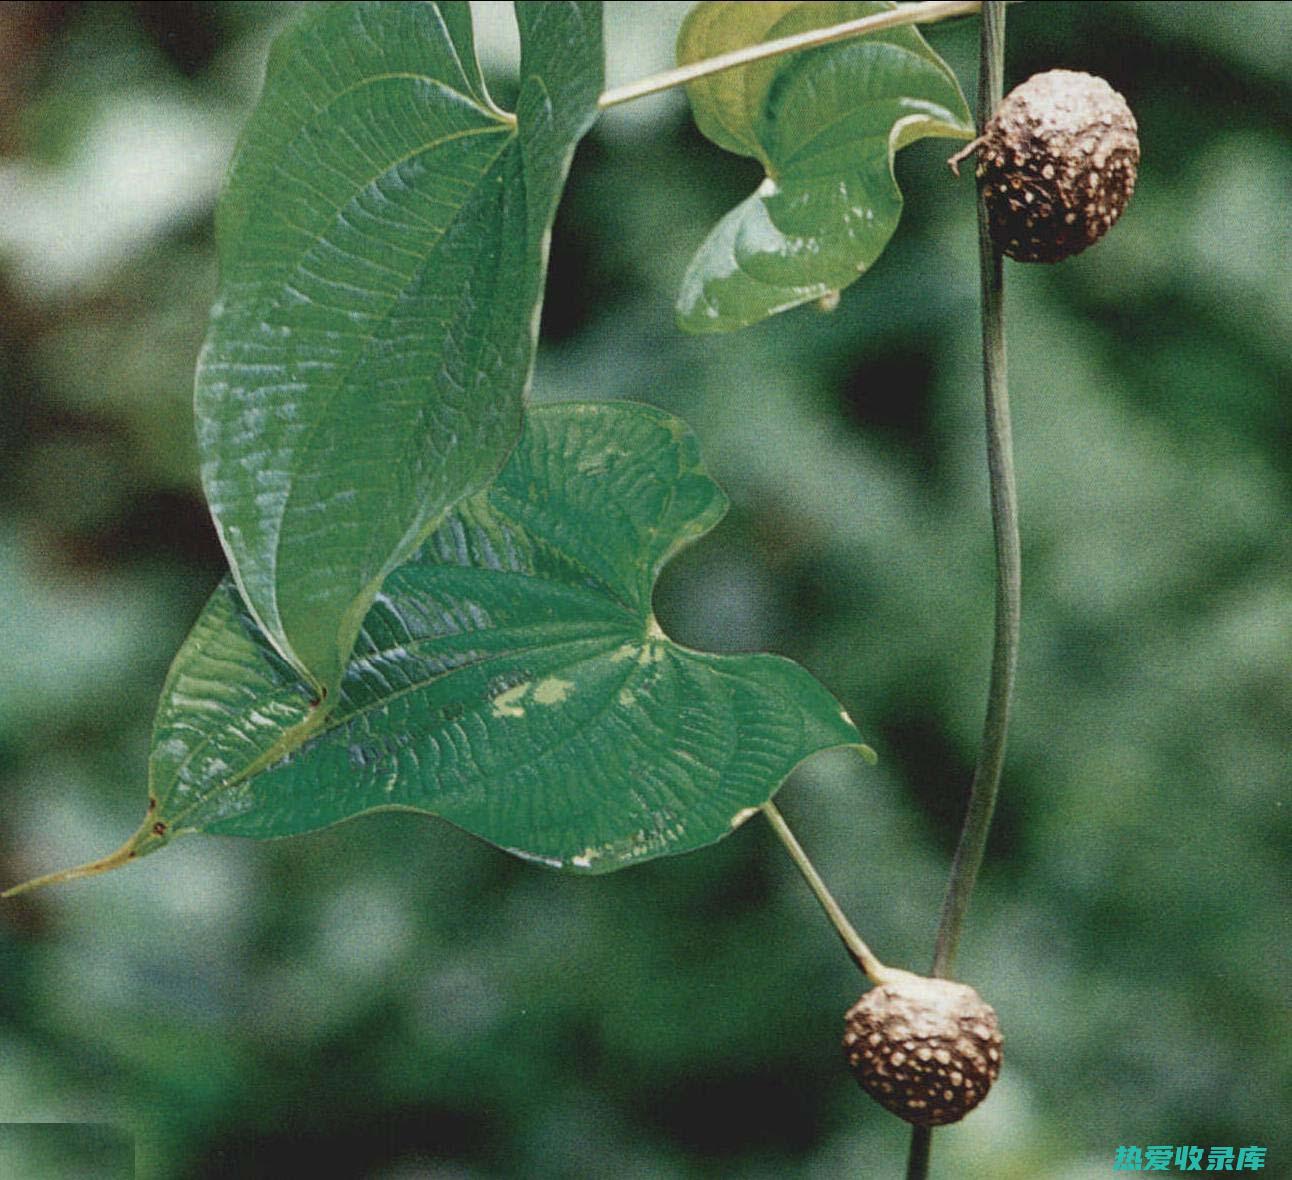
xmin=936 ymin=0 xmax=1013 ymax=989
xmin=761 ymin=801 xmax=894 ymax=985
xmin=907 ymin=3 xmax=1013 ymax=1177
xmin=597 ymin=1 xmax=983 ymax=110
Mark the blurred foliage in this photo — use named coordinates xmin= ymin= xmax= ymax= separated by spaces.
xmin=0 ymin=3 xmax=1287 ymax=1178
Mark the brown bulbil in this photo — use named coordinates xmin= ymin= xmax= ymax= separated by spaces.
xmin=973 ymin=69 xmax=1139 ymax=263
xmin=843 ymin=969 xmax=1002 ymax=1127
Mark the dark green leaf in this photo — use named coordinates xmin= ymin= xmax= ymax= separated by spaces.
xmin=676 ymin=0 xmax=973 ymax=332
xmin=196 ymin=2 xmax=603 ymax=700
xmin=140 ymin=404 xmax=870 ymax=874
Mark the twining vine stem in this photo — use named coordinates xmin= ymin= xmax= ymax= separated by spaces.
xmin=597 ymin=1 xmax=983 ymax=110
xmin=908 ymin=3 xmax=1013 ymax=1177
xmin=930 ymin=0 xmax=1014 ymax=982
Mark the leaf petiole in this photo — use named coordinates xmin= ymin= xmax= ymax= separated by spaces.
xmin=761 ymin=800 xmax=895 ymax=986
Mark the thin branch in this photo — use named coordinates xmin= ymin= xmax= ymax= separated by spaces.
xmin=907 ymin=3 xmax=1013 ymax=1176
xmin=597 ymin=1 xmax=983 ymax=110
xmin=761 ymin=801 xmax=894 ymax=985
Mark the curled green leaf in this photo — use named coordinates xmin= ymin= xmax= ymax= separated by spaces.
xmin=676 ymin=0 xmax=973 ymax=332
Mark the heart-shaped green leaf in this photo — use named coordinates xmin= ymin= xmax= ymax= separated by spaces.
xmin=196 ymin=2 xmax=603 ymax=702
xmin=59 ymin=404 xmax=869 ymax=881
xmin=676 ymin=1 xmax=973 ymax=332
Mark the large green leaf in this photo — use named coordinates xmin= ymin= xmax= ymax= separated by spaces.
xmin=89 ymin=405 xmax=871 ymax=878
xmin=676 ymin=1 xmax=973 ymax=332
xmin=196 ymin=2 xmax=603 ymax=702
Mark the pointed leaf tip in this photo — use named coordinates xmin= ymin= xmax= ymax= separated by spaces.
xmin=1 ymin=816 xmax=171 ymax=897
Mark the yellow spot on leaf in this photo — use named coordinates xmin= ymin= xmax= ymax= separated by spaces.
xmin=533 ymin=677 xmax=574 ymax=706
xmin=491 ymin=682 xmax=529 ymax=719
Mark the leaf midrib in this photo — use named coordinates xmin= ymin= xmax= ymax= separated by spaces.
xmin=772 ymin=43 xmax=958 ymax=172
xmin=259 ymin=122 xmax=517 ymax=671
xmin=160 ymin=624 xmax=634 ymax=832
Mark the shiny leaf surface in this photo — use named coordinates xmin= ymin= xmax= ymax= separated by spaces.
xmin=140 ymin=404 xmax=870 ymax=873
xmin=196 ymin=2 xmax=603 ymax=699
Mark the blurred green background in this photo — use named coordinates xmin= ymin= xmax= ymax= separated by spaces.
xmin=0 ymin=2 xmax=1287 ymax=1177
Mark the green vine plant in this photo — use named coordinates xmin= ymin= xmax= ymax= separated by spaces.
xmin=4 ymin=2 xmax=1141 ymax=1175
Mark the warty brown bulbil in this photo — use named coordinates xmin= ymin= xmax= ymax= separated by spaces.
xmin=965 ymin=69 xmax=1139 ymax=263
xmin=843 ymin=969 xmax=1002 ymax=1127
